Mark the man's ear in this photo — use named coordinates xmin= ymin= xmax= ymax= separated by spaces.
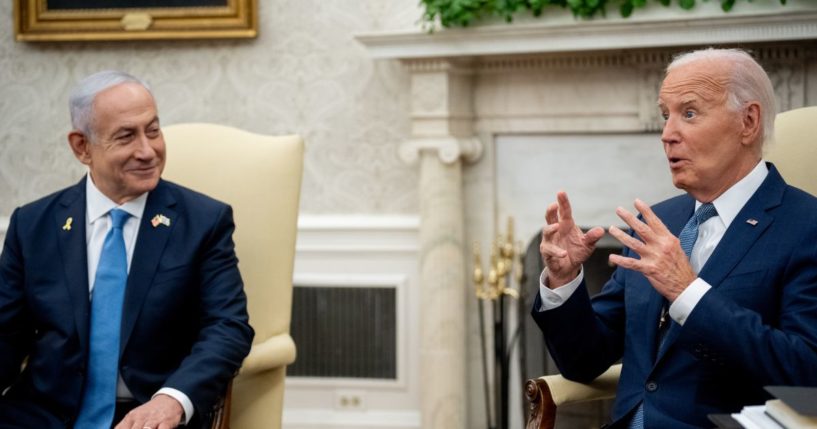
xmin=741 ymin=102 xmax=762 ymax=147
xmin=68 ymin=131 xmax=92 ymax=166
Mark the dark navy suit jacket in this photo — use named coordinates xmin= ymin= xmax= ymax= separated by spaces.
xmin=0 ymin=178 xmax=254 ymax=427
xmin=532 ymin=164 xmax=817 ymax=428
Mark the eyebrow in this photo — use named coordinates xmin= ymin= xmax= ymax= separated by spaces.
xmin=109 ymin=116 xmax=160 ymax=137
xmin=656 ymin=97 xmax=700 ymax=109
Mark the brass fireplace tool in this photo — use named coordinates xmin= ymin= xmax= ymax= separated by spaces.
xmin=473 ymin=217 xmax=524 ymax=429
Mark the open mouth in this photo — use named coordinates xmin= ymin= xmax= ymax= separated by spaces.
xmin=668 ymin=157 xmax=685 ymax=168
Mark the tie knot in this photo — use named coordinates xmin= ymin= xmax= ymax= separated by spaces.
xmin=695 ymin=203 xmax=718 ymax=225
xmin=109 ymin=208 xmax=130 ymax=229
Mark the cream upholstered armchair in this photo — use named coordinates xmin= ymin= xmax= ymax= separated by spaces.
xmin=524 ymin=105 xmax=817 ymax=429
xmin=161 ymin=123 xmax=303 ymax=429
xmin=765 ymin=105 xmax=817 ymax=196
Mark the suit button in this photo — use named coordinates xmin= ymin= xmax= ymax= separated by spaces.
xmin=646 ymin=381 xmax=658 ymax=392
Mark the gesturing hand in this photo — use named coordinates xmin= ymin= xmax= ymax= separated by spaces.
xmin=540 ymin=191 xmax=605 ymax=288
xmin=114 ymin=394 xmax=183 ymax=429
xmin=607 ymin=199 xmax=696 ymax=302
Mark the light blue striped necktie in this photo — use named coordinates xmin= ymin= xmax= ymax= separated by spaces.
xmin=679 ymin=203 xmax=718 ymax=258
xmin=75 ymin=208 xmax=130 ymax=428
xmin=628 ymin=203 xmax=717 ymax=429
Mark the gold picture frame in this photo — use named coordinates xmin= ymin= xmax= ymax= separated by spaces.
xmin=14 ymin=0 xmax=257 ymax=42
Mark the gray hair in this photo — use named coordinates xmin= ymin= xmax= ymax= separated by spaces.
xmin=68 ymin=70 xmax=153 ymax=139
xmin=667 ymin=48 xmax=776 ymax=145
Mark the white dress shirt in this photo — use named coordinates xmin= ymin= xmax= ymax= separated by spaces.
xmin=537 ymin=161 xmax=769 ymax=327
xmin=85 ymin=175 xmax=194 ymax=424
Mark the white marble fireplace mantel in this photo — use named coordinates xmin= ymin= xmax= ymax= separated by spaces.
xmin=357 ymin=1 xmax=817 ymax=59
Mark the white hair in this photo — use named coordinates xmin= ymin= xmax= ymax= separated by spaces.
xmin=68 ymin=70 xmax=153 ymax=139
xmin=667 ymin=48 xmax=776 ymax=144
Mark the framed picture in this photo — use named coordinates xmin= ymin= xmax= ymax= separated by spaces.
xmin=14 ymin=0 xmax=257 ymax=42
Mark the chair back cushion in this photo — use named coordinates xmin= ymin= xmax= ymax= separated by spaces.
xmin=161 ymin=123 xmax=303 ymax=344
xmin=767 ymin=106 xmax=817 ymax=196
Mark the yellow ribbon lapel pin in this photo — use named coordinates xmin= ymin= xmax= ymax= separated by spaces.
xmin=62 ymin=217 xmax=73 ymax=231
xmin=151 ymin=214 xmax=171 ymax=228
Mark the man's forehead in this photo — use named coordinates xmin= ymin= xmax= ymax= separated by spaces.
xmin=94 ymin=83 xmax=155 ymax=109
xmin=659 ymin=66 xmax=729 ymax=105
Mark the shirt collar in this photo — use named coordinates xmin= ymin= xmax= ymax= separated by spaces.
xmin=86 ymin=173 xmax=148 ymax=223
xmin=696 ymin=160 xmax=768 ymax=229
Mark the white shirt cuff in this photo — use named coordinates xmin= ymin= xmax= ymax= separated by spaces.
xmin=537 ymin=267 xmax=584 ymax=311
xmin=154 ymin=387 xmax=194 ymax=425
xmin=668 ymin=277 xmax=711 ymax=326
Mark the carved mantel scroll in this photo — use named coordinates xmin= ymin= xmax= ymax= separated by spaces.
xmin=399 ymin=137 xmax=483 ymax=165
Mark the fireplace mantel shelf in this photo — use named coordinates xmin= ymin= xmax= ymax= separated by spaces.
xmin=357 ymin=4 xmax=817 ymax=60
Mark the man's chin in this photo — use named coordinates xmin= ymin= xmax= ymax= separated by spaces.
xmin=670 ymin=175 xmax=689 ymax=191
xmin=129 ymin=175 xmax=161 ymax=194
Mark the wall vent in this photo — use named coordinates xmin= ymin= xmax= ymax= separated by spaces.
xmin=289 ymin=286 xmax=397 ymax=379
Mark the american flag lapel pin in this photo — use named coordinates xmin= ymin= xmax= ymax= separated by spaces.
xmin=746 ymin=218 xmax=759 ymax=226
xmin=151 ymin=214 xmax=171 ymax=228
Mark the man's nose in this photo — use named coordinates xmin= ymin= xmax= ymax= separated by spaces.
xmin=661 ymin=116 xmax=679 ymax=145
xmin=133 ymin=134 xmax=156 ymax=158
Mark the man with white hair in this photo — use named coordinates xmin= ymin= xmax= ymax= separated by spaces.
xmin=0 ymin=71 xmax=253 ymax=428
xmin=532 ymin=48 xmax=817 ymax=428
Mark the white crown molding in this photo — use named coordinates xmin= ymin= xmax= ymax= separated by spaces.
xmin=296 ymin=215 xmax=420 ymax=255
xmin=356 ymin=5 xmax=817 ymax=60
xmin=298 ymin=215 xmax=419 ymax=231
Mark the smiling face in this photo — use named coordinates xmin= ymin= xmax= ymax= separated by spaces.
xmin=658 ymin=59 xmax=762 ymax=202
xmin=68 ymin=82 xmax=165 ymax=204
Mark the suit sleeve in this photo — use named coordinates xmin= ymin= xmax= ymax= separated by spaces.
xmin=678 ymin=227 xmax=817 ymax=386
xmin=531 ymin=249 xmax=631 ymax=382
xmin=160 ymin=204 xmax=254 ymax=414
xmin=0 ymin=209 xmax=33 ymax=388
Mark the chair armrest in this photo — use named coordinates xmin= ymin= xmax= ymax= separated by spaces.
xmin=525 ymin=363 xmax=621 ymax=429
xmin=236 ymin=333 xmax=297 ymax=379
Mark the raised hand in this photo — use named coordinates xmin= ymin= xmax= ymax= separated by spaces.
xmin=540 ymin=191 xmax=605 ymax=287
xmin=608 ymin=199 xmax=696 ymax=301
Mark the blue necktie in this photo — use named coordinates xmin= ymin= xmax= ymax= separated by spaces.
xmin=678 ymin=203 xmax=718 ymax=258
xmin=628 ymin=203 xmax=718 ymax=429
xmin=75 ymin=209 xmax=130 ymax=428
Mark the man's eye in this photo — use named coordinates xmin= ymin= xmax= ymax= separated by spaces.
xmin=146 ymin=128 xmax=160 ymax=138
xmin=684 ymin=110 xmax=696 ymax=119
xmin=116 ymin=133 xmax=134 ymax=142
xmin=661 ymin=113 xmax=669 ymax=120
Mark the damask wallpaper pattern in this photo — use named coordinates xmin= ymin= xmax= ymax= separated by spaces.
xmin=0 ymin=1 xmax=420 ymax=215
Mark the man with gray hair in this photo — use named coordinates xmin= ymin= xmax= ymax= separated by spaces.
xmin=0 ymin=71 xmax=253 ymax=428
xmin=532 ymin=48 xmax=817 ymax=427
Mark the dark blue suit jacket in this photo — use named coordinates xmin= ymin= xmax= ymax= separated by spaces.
xmin=0 ymin=178 xmax=254 ymax=427
xmin=532 ymin=164 xmax=817 ymax=428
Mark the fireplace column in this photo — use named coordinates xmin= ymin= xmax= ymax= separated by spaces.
xmin=399 ymin=59 xmax=482 ymax=429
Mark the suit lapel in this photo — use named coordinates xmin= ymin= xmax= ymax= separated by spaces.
xmin=120 ymin=180 xmax=177 ymax=354
xmin=56 ymin=178 xmax=91 ymax=352
xmin=697 ymin=166 xmax=783 ymax=287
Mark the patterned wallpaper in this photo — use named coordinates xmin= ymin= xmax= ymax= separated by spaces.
xmin=0 ymin=1 xmax=420 ymax=215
